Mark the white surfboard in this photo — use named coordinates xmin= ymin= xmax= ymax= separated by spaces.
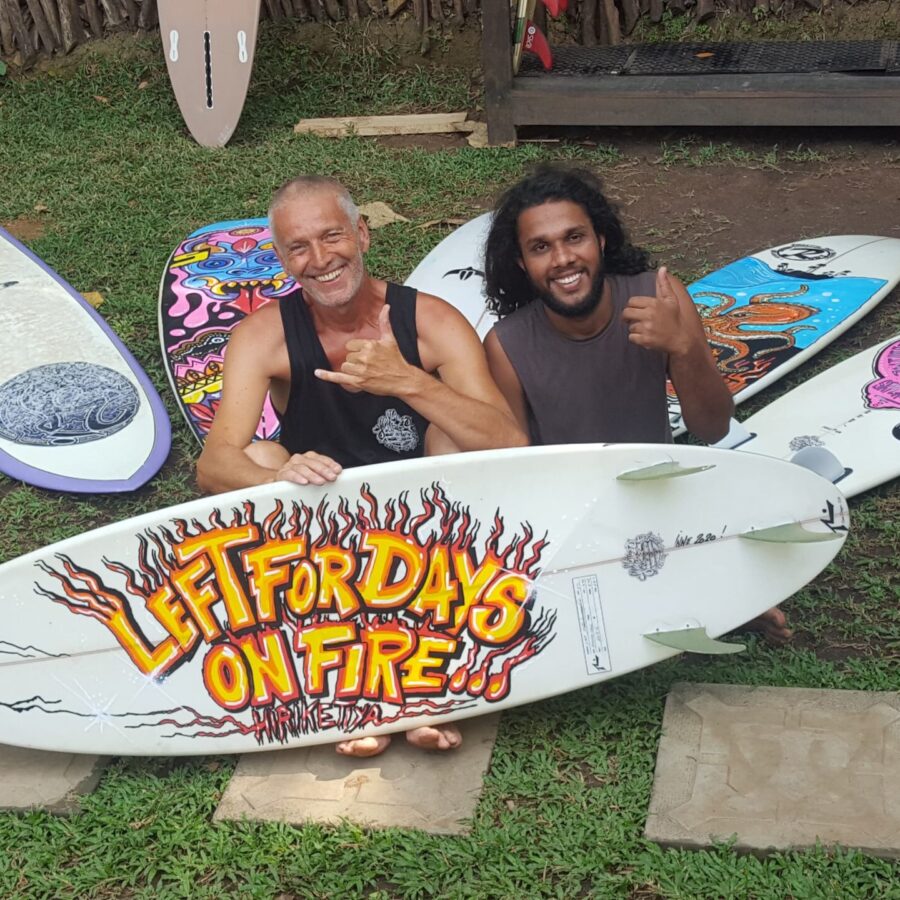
xmin=0 ymin=227 xmax=171 ymax=493
xmin=718 ymin=335 xmax=900 ymax=498
xmin=404 ymin=214 xmax=493 ymax=337
xmin=0 ymin=444 xmax=847 ymax=756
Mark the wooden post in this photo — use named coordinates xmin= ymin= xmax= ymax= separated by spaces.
xmin=138 ymin=0 xmax=159 ymax=29
xmin=0 ymin=0 xmax=15 ymax=56
xmin=58 ymin=0 xmax=86 ymax=49
xmin=6 ymin=0 xmax=37 ymax=64
xmin=83 ymin=0 xmax=104 ymax=36
xmin=23 ymin=0 xmax=58 ymax=52
xmin=482 ymin=0 xmax=515 ymax=144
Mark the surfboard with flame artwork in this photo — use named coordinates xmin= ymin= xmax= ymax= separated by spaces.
xmin=0 ymin=444 xmax=847 ymax=755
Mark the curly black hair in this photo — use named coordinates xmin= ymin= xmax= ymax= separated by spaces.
xmin=484 ymin=164 xmax=651 ymax=318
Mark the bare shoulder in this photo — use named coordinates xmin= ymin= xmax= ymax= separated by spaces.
xmin=230 ymin=301 xmax=284 ymax=348
xmin=415 ymin=291 xmax=476 ymax=337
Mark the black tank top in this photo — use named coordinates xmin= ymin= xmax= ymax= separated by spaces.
xmin=277 ymin=283 xmax=429 ymax=467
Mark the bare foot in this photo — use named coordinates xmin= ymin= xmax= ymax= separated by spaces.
xmin=336 ymin=735 xmax=392 ymax=757
xmin=743 ymin=606 xmax=793 ymax=645
xmin=405 ymin=724 xmax=463 ymax=751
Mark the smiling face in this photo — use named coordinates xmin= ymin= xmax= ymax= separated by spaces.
xmin=516 ymin=200 xmax=606 ymax=319
xmin=271 ymin=187 xmax=370 ymax=309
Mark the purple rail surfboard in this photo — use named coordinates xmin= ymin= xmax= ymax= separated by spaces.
xmin=0 ymin=227 xmax=171 ymax=493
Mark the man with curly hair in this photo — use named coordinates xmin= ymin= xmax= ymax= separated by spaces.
xmin=482 ymin=165 xmax=789 ymax=642
xmin=483 ymin=163 xmax=733 ymax=446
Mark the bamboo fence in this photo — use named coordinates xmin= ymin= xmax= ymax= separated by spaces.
xmin=0 ymin=0 xmax=824 ymax=69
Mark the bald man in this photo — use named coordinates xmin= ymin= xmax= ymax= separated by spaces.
xmin=196 ymin=175 xmax=527 ymax=757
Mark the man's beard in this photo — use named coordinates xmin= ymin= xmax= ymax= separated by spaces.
xmin=536 ymin=270 xmax=606 ymax=319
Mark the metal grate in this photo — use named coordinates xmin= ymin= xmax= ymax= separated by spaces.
xmin=519 ymin=40 xmax=900 ymax=77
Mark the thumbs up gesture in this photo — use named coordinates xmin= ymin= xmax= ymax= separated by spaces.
xmin=315 ymin=303 xmax=417 ymax=396
xmin=621 ymin=267 xmax=704 ymax=358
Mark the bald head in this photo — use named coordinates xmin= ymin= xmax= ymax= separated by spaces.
xmin=268 ymin=176 xmax=360 ymax=250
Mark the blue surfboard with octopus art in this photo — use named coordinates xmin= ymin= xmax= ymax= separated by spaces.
xmin=668 ymin=235 xmax=900 ymax=435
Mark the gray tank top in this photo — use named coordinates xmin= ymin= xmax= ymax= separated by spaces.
xmin=494 ymin=271 xmax=672 ymax=445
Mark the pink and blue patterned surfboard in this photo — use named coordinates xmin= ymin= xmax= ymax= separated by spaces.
xmin=159 ymin=219 xmax=295 ymax=443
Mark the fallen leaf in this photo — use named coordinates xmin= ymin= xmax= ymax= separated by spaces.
xmin=33 ymin=203 xmax=49 ymax=214
xmin=138 ymin=81 xmax=149 ymax=90
xmin=358 ymin=201 xmax=409 ymax=229
xmin=93 ymin=95 xmax=109 ymax=104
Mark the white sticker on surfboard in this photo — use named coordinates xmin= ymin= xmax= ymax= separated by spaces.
xmin=0 ymin=443 xmax=847 ymax=756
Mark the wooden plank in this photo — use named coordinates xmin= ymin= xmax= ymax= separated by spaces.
xmin=23 ymin=0 xmax=58 ymax=52
xmin=508 ymin=73 xmax=900 ymax=128
xmin=37 ymin=0 xmax=63 ymax=45
xmin=6 ymin=0 xmax=36 ymax=63
xmin=293 ymin=112 xmax=477 ymax=136
xmin=138 ymin=0 xmax=159 ymax=29
xmin=98 ymin=0 xmax=125 ymax=26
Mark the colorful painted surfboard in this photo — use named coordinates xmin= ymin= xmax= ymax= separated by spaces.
xmin=0 ymin=443 xmax=847 ymax=756
xmin=719 ymin=334 xmax=900 ymax=498
xmin=158 ymin=0 xmax=261 ymax=148
xmin=670 ymin=235 xmax=900 ymax=436
xmin=159 ymin=219 xmax=293 ymax=443
xmin=0 ymin=227 xmax=171 ymax=493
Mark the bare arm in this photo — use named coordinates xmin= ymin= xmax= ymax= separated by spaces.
xmin=314 ymin=299 xmax=528 ymax=451
xmin=196 ymin=311 xmax=341 ymax=493
xmin=621 ymin=268 xmax=733 ymax=443
xmin=483 ymin=327 xmax=530 ymax=435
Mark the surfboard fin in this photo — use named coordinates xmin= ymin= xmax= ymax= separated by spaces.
xmin=790 ymin=445 xmax=848 ymax=484
xmin=644 ymin=627 xmax=745 ymax=655
xmin=540 ymin=0 xmax=568 ymax=16
xmin=523 ymin=22 xmax=553 ymax=71
xmin=713 ymin=417 xmax=755 ymax=450
xmin=617 ymin=460 xmax=715 ymax=481
xmin=740 ymin=522 xmax=842 ymax=543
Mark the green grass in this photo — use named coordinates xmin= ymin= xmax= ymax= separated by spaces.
xmin=0 ymin=22 xmax=899 ymax=899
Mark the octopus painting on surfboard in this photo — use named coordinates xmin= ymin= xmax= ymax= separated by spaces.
xmin=158 ymin=0 xmax=261 ymax=148
xmin=668 ymin=235 xmax=900 ymax=435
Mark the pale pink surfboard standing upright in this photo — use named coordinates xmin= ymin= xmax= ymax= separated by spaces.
xmin=158 ymin=0 xmax=261 ymax=148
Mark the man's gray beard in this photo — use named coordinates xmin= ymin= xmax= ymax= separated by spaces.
xmin=536 ymin=270 xmax=606 ymax=319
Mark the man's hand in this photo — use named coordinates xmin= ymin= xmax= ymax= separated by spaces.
xmin=276 ymin=451 xmax=342 ymax=486
xmin=621 ymin=267 xmax=704 ymax=358
xmin=314 ymin=304 xmax=421 ymax=396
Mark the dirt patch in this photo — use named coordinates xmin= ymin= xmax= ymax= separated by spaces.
xmin=3 ymin=215 xmax=48 ymax=241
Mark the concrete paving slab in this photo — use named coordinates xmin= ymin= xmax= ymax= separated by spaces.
xmin=214 ymin=715 xmax=500 ymax=834
xmin=0 ymin=744 xmax=108 ymax=815
xmin=645 ymin=682 xmax=900 ymax=858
